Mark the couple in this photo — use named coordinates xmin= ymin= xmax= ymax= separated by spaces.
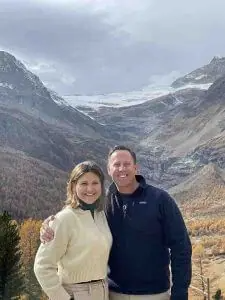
xmin=34 ymin=145 xmax=192 ymax=300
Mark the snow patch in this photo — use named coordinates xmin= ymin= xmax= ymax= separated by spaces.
xmin=178 ymin=83 xmax=212 ymax=90
xmin=195 ymin=74 xmax=207 ymax=80
xmin=0 ymin=82 xmax=13 ymax=89
xmin=49 ymin=90 xmax=70 ymax=107
xmin=186 ymin=74 xmax=196 ymax=79
xmin=173 ymin=95 xmax=183 ymax=105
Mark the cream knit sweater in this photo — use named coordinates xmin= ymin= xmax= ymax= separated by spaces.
xmin=34 ymin=206 xmax=112 ymax=300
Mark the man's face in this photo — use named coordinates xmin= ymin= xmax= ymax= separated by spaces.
xmin=107 ymin=150 xmax=137 ymax=191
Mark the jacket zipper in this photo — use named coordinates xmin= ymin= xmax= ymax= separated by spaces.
xmin=123 ymin=204 xmax=127 ymax=218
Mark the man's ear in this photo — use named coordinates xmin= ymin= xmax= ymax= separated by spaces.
xmin=135 ymin=163 xmax=139 ymax=174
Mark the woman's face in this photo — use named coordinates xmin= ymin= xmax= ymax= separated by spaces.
xmin=73 ymin=171 xmax=102 ymax=204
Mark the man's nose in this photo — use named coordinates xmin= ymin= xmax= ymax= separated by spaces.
xmin=119 ymin=165 xmax=125 ymax=171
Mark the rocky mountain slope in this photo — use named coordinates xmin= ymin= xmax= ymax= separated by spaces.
xmin=171 ymin=56 xmax=225 ymax=88
xmin=89 ymin=72 xmax=225 ymax=191
xmin=0 ymin=51 xmax=112 ymax=137
xmin=0 ymin=51 xmax=116 ymax=219
xmin=169 ymin=163 xmax=225 ymax=217
xmin=0 ymin=51 xmax=117 ymax=170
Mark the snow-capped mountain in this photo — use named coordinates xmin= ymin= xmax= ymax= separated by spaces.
xmin=62 ymin=57 xmax=225 ymax=111
xmin=171 ymin=56 xmax=225 ymax=88
xmin=0 ymin=51 xmax=115 ymax=172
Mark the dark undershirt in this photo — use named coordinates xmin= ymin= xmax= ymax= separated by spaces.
xmin=78 ymin=199 xmax=100 ymax=218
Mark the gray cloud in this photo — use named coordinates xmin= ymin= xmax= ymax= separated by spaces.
xmin=1 ymin=0 xmax=225 ymax=94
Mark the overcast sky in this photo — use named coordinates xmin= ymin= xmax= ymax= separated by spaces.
xmin=1 ymin=0 xmax=225 ymax=94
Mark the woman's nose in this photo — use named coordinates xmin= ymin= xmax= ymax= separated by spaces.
xmin=86 ymin=185 xmax=93 ymax=192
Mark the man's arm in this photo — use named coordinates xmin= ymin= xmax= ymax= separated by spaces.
xmin=40 ymin=215 xmax=55 ymax=243
xmin=160 ymin=191 xmax=192 ymax=300
xmin=34 ymin=216 xmax=72 ymax=300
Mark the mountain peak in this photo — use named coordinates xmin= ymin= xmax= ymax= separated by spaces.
xmin=0 ymin=50 xmax=16 ymax=60
xmin=171 ymin=56 xmax=225 ymax=88
xmin=0 ymin=51 xmax=43 ymax=91
xmin=0 ymin=51 xmax=29 ymax=75
xmin=210 ymin=55 xmax=225 ymax=63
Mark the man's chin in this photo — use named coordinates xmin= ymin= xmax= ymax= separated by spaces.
xmin=115 ymin=180 xmax=130 ymax=187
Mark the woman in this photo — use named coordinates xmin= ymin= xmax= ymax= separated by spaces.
xmin=34 ymin=161 xmax=112 ymax=300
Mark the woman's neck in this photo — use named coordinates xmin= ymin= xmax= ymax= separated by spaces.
xmin=78 ymin=199 xmax=99 ymax=210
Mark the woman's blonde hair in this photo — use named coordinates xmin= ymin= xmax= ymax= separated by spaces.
xmin=65 ymin=161 xmax=105 ymax=211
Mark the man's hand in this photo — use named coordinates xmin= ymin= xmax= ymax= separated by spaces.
xmin=40 ymin=215 xmax=55 ymax=243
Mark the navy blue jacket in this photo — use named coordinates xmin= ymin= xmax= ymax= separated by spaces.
xmin=106 ymin=175 xmax=192 ymax=300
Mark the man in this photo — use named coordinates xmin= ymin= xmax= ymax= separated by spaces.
xmin=41 ymin=145 xmax=192 ymax=300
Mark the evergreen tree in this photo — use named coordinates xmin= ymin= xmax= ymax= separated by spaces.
xmin=213 ymin=289 xmax=223 ymax=300
xmin=0 ymin=211 xmax=24 ymax=299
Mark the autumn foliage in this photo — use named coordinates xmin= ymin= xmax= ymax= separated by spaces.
xmin=19 ymin=218 xmax=46 ymax=299
xmin=0 ymin=150 xmax=67 ymax=220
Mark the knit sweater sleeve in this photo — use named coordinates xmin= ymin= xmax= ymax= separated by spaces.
xmin=34 ymin=212 xmax=72 ymax=300
xmin=160 ymin=191 xmax=192 ymax=300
